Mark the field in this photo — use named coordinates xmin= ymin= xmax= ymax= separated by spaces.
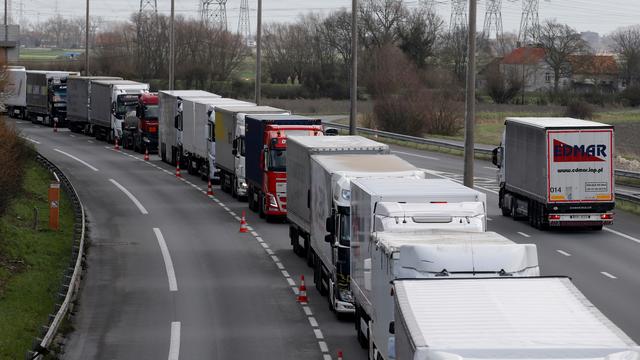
xmin=0 ymin=159 xmax=74 ymax=359
xmin=19 ymin=48 xmax=84 ymax=61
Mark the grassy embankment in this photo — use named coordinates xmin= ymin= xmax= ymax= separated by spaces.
xmin=0 ymin=160 xmax=74 ymax=359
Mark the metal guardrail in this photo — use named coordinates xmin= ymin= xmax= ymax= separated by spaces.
xmin=323 ymin=121 xmax=640 ymax=204
xmin=27 ymin=154 xmax=86 ymax=359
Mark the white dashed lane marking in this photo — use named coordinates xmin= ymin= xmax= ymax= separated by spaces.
xmin=556 ymin=250 xmax=571 ymax=257
xmin=601 ymin=271 xmax=617 ymax=279
xmin=518 ymin=232 xmax=531 ymax=238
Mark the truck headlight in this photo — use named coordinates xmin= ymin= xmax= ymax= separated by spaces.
xmin=143 ymin=136 xmax=150 ymax=143
xmin=241 ymin=182 xmax=248 ymax=188
xmin=268 ymin=194 xmax=278 ymax=208
xmin=339 ymin=289 xmax=353 ymax=302
xmin=341 ymin=189 xmax=351 ymax=201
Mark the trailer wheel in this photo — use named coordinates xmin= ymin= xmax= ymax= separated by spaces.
xmin=258 ymin=193 xmax=266 ymax=219
xmin=499 ymin=190 xmax=511 ymax=217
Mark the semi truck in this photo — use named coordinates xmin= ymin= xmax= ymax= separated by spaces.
xmin=393 ymin=277 xmax=639 ymax=360
xmin=4 ymin=66 xmax=26 ymax=119
xmin=26 ymin=70 xmax=79 ymax=126
xmin=286 ymin=136 xmax=422 ymax=313
xmin=121 ymin=92 xmax=159 ymax=153
xmin=349 ymin=177 xmax=488 ymax=351
xmin=493 ymin=117 xmax=615 ymax=230
xmin=366 ymin=232 xmax=539 ymax=360
xmin=67 ymin=76 xmax=122 ymax=133
xmin=245 ymin=115 xmax=323 ymax=220
xmin=90 ymin=80 xmax=149 ymax=142
xmin=181 ymin=98 xmax=254 ymax=180
xmin=215 ymin=105 xmax=289 ymax=198
xmin=158 ymin=90 xmax=220 ymax=166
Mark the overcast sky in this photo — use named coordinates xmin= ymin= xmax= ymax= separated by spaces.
xmin=14 ymin=0 xmax=639 ymax=37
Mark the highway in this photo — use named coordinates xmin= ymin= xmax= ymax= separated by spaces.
xmin=13 ymin=119 xmax=640 ymax=359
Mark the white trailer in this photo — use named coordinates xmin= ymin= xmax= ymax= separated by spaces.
xmin=214 ymin=105 xmax=289 ymax=198
xmin=367 ymin=231 xmax=539 ymax=360
xmin=158 ymin=90 xmax=220 ymax=166
xmin=493 ymin=117 xmax=615 ymax=229
xmin=181 ymin=98 xmax=253 ymax=180
xmin=393 ymin=277 xmax=639 ymax=360
xmin=350 ymin=177 xmax=488 ymax=349
xmin=90 ymin=80 xmax=149 ymax=142
xmin=4 ymin=66 xmax=26 ymax=118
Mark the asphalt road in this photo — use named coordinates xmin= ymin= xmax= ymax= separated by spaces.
xmin=11 ymin=118 xmax=640 ymax=359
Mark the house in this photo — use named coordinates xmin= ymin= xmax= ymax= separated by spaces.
xmin=568 ymin=54 xmax=620 ymax=92
xmin=496 ymin=47 xmax=622 ymax=93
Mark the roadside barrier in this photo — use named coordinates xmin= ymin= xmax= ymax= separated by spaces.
xmin=27 ymin=154 xmax=87 ymax=359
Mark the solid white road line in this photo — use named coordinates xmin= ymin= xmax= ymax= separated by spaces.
xmin=604 ymin=228 xmax=640 ymax=245
xmin=169 ymin=321 xmax=181 ymax=360
xmin=54 ymin=148 xmax=99 ymax=171
xmin=556 ymin=250 xmax=571 ymax=257
xmin=26 ymin=138 xmax=41 ymax=144
xmin=109 ymin=179 xmax=149 ymax=215
xmin=517 ymin=232 xmax=531 ymax=238
xmin=153 ymin=228 xmax=179 ymax=292
xmin=392 ymin=150 xmax=439 ymax=161
xmin=601 ymin=271 xmax=617 ymax=279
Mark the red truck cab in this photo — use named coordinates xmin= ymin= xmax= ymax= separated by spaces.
xmin=135 ymin=93 xmax=159 ymax=153
xmin=245 ymin=115 xmax=323 ymax=220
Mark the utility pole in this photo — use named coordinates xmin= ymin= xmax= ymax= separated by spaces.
xmin=85 ymin=0 xmax=89 ymax=75
xmin=4 ymin=0 xmax=8 ymax=63
xmin=169 ymin=0 xmax=175 ymax=90
xmin=463 ymin=0 xmax=477 ymax=188
xmin=255 ymin=0 xmax=262 ymax=105
xmin=349 ymin=0 xmax=357 ymax=135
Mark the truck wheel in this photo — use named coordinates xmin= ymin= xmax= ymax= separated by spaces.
xmin=232 ymin=178 xmax=238 ymax=199
xmin=511 ymin=201 xmax=520 ymax=221
xmin=305 ymin=237 xmax=314 ymax=267
xmin=499 ymin=190 xmax=511 ymax=217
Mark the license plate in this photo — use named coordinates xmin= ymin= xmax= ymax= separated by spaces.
xmin=276 ymin=182 xmax=286 ymax=193
xmin=569 ymin=215 xmax=590 ymax=219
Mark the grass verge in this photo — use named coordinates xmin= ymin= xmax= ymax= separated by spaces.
xmin=0 ymin=159 xmax=74 ymax=359
xmin=615 ymin=198 xmax=640 ymax=216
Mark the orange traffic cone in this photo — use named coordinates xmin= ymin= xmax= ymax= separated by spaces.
xmin=297 ymin=275 xmax=308 ymax=303
xmin=53 ymin=121 xmax=58 ymax=133
xmin=337 ymin=350 xmax=343 ymax=360
xmin=144 ymin=148 xmax=150 ymax=161
xmin=114 ymin=137 xmax=120 ymax=150
xmin=207 ymin=179 xmax=214 ymax=196
xmin=175 ymin=163 xmax=182 ymax=178
xmin=239 ymin=211 xmax=248 ymax=233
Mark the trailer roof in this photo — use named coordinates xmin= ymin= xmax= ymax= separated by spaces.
xmin=394 ymin=277 xmax=637 ymax=357
xmin=313 ymin=154 xmax=417 ymax=173
xmin=247 ymin=114 xmax=319 ymax=121
xmin=184 ymin=98 xmax=254 ymax=107
xmin=215 ymin=105 xmax=285 ymax=114
xmin=506 ymin=117 xmax=613 ymax=129
xmin=354 ymin=178 xmax=479 ymax=198
xmin=69 ymin=76 xmax=122 ymax=80
xmin=157 ymin=90 xmax=220 ymax=98
xmin=289 ymin=135 xmax=388 ymax=152
xmin=91 ymin=79 xmax=147 ymax=86
xmin=376 ymin=230 xmax=511 ymax=248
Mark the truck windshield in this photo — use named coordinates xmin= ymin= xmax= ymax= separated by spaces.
xmin=117 ymin=95 xmax=139 ymax=115
xmin=144 ymin=104 xmax=159 ymax=119
xmin=268 ymin=148 xmax=286 ymax=171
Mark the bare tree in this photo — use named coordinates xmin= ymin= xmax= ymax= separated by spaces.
xmin=610 ymin=26 xmax=640 ymax=87
xmin=538 ymin=20 xmax=589 ymax=92
xmin=358 ymin=0 xmax=406 ymax=49
xmin=440 ymin=28 xmax=468 ymax=83
xmin=397 ymin=6 xmax=443 ymax=69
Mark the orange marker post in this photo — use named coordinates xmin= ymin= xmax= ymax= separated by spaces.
xmin=48 ymin=180 xmax=61 ymax=231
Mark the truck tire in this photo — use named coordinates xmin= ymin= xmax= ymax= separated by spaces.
xmin=259 ymin=193 xmax=266 ymax=219
xmin=305 ymin=237 xmax=314 ymax=267
xmin=499 ymin=190 xmax=511 ymax=217
xmin=290 ymin=226 xmax=303 ymax=256
xmin=232 ymin=178 xmax=238 ymax=199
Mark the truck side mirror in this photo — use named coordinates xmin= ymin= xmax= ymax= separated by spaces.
xmin=388 ymin=321 xmax=395 ymax=335
xmin=174 ymin=115 xmax=179 ymax=129
xmin=324 ymin=234 xmax=333 ymax=244
xmin=325 ymin=216 xmax=335 ymax=233
xmin=492 ymin=147 xmax=503 ymax=168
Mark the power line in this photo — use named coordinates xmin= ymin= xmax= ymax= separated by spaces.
xmin=139 ymin=0 xmax=158 ymax=14
xmin=482 ymin=0 xmax=503 ymax=41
